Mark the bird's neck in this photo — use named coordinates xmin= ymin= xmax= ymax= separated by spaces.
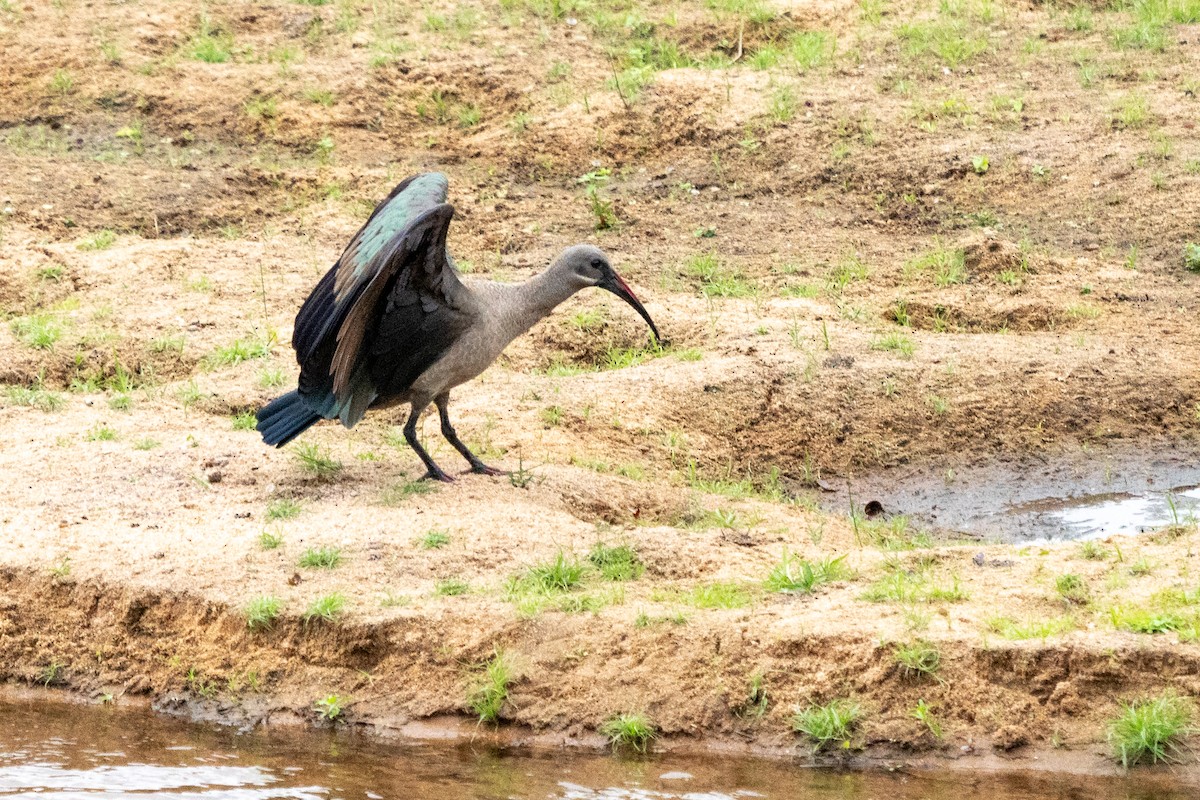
xmin=497 ymin=267 xmax=581 ymax=335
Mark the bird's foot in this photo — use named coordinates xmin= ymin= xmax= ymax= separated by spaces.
xmin=469 ymin=463 xmax=506 ymax=476
xmin=422 ymin=468 xmax=456 ymax=483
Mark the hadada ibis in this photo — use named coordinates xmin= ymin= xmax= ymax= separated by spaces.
xmin=256 ymin=172 xmax=660 ymax=481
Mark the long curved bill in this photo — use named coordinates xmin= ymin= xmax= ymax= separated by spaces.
xmin=599 ymin=272 xmax=661 ymax=344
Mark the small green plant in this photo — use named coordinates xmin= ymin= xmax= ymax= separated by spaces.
xmin=314 ymin=694 xmax=346 ymax=721
xmin=266 ymin=498 xmax=302 ymax=521
xmin=244 ymin=595 xmax=283 ymax=630
xmin=303 ymin=592 xmax=347 ymax=623
xmin=1108 ymin=694 xmax=1194 ymax=767
xmin=1056 ymin=573 xmax=1089 ymax=604
xmin=1078 ymin=540 xmax=1110 ymax=561
xmin=133 ymin=437 xmax=160 ymax=451
xmin=12 ymin=313 xmax=64 ymax=349
xmin=49 ymin=556 xmax=71 ymax=578
xmin=5 ymin=385 xmax=64 ymax=411
xmin=467 ymin=650 xmax=512 ymax=723
xmin=600 ymin=712 xmax=656 ymax=753
xmin=871 ymin=333 xmax=915 ymax=358
xmin=987 ymin=615 xmax=1075 ymax=640
xmin=764 ymin=552 xmax=850 ymax=593
xmin=1184 ymin=243 xmax=1200 ymax=272
xmin=206 ymin=335 xmax=274 ymax=367
xmin=293 ymin=442 xmax=343 ymax=478
xmin=578 ymin=168 xmax=618 ymax=230
xmin=40 ymin=660 xmax=66 ymax=687
xmin=684 ymin=582 xmax=753 ymax=609
xmin=50 ymin=68 xmax=74 ymax=95
xmin=792 ymin=699 xmax=863 ymax=750
xmin=436 ymin=578 xmax=470 ymax=596
xmin=191 ymin=15 xmax=233 ymax=63
xmin=85 ymin=423 xmax=118 ymax=442
xmin=905 ymin=241 xmax=966 ymax=286
xmin=419 ymin=529 xmax=451 ymax=549
xmin=911 ymin=699 xmax=943 ymax=738
xmin=768 ymin=85 xmax=797 ymax=123
xmin=524 ymin=551 xmax=586 ymax=592
xmin=541 ymin=405 xmax=564 ymax=426
xmin=298 ymin=546 xmax=342 ymax=569
xmin=971 ymin=154 xmax=990 ymax=174
xmin=739 ymin=671 xmax=770 ymax=718
xmin=589 ymin=542 xmax=644 ymax=581
xmin=258 ymin=529 xmax=284 ymax=550
xmin=895 ymin=640 xmax=941 ymax=678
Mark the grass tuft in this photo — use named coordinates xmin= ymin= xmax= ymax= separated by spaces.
xmin=1108 ymin=694 xmax=1194 ymax=767
xmin=244 ymin=595 xmax=283 ymax=630
xmin=298 ymin=546 xmax=342 ymax=569
xmin=599 ymin=712 xmax=656 ymax=753
xmin=303 ymin=592 xmax=346 ymax=623
xmin=764 ymin=552 xmax=850 ymax=593
xmin=792 ymin=699 xmax=863 ymax=750
xmin=894 ymin=640 xmax=941 ymax=678
xmin=589 ymin=542 xmax=644 ymax=581
xmin=467 ymin=650 xmax=512 ymax=723
xmin=293 ymin=443 xmax=343 ymax=478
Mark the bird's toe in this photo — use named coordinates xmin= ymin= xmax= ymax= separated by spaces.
xmin=422 ymin=469 xmax=456 ymax=483
xmin=471 ymin=464 xmax=506 ymax=477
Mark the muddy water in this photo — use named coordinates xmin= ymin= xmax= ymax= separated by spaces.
xmin=827 ymin=443 xmax=1200 ymax=543
xmin=1 ymin=701 xmax=1196 ymax=800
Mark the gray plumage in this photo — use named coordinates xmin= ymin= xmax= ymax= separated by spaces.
xmin=256 ymin=174 xmax=660 ymax=481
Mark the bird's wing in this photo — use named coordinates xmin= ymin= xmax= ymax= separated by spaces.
xmin=290 ymin=173 xmax=469 ymax=425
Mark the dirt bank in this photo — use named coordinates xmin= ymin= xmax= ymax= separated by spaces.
xmin=2 ymin=0 xmax=1200 ymax=775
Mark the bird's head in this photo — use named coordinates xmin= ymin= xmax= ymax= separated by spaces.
xmin=556 ymin=244 xmax=660 ymax=343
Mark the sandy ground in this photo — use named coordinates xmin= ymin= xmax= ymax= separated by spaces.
xmin=2 ymin=0 xmax=1200 ymax=773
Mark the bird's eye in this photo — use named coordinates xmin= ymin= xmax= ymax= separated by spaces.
xmin=590 ymin=258 xmax=604 ymax=270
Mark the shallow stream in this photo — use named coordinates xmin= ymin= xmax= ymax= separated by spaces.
xmin=2 ymin=701 xmax=1197 ymax=799
xmin=824 ymin=444 xmax=1200 ymax=543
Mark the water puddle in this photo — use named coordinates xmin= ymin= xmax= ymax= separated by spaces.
xmin=823 ymin=444 xmax=1200 ymax=543
xmin=2 ymin=700 xmax=1198 ymax=799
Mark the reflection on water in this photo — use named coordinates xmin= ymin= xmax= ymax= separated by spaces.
xmin=0 ymin=700 xmax=1196 ymax=799
xmin=1041 ymin=486 xmax=1200 ymax=540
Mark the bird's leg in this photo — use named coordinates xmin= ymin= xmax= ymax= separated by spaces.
xmin=404 ymin=403 xmax=454 ymax=482
xmin=435 ymin=393 xmax=504 ymax=476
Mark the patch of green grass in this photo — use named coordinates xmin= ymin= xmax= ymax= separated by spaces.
xmin=1108 ymin=606 xmax=1192 ymax=635
xmin=599 ymin=712 xmax=656 ymax=753
xmin=266 ymin=498 xmax=302 ymax=521
xmin=85 ymin=423 xmax=118 ymax=442
xmin=792 ymin=699 xmax=863 ymax=750
xmin=871 ymin=333 xmax=915 ymax=358
xmin=436 ymin=578 xmax=470 ymax=596
xmin=790 ymin=30 xmax=833 ymax=69
xmin=133 ymin=437 xmax=160 ymax=451
xmin=768 ymin=85 xmax=797 ymax=123
xmin=49 ymin=68 xmax=74 ymax=95
xmin=523 ymin=551 xmax=587 ymax=592
xmin=244 ymin=595 xmax=283 ymax=630
xmin=1056 ymin=573 xmax=1089 ymax=604
xmin=1108 ymin=694 xmax=1194 ymax=767
xmin=467 ymin=650 xmax=511 ymax=723
xmin=895 ymin=640 xmax=941 ymax=678
xmin=419 ymin=529 xmax=451 ymax=549
xmin=303 ymin=592 xmax=346 ymax=624
xmin=897 ymin=19 xmax=988 ymax=68
xmin=764 ymin=552 xmax=850 ymax=593
xmin=1112 ymin=94 xmax=1150 ymax=128
xmin=5 ymin=385 xmax=64 ymax=411
xmin=205 ymin=335 xmax=274 ymax=368
xmin=682 ymin=582 xmax=753 ymax=609
xmin=856 ymin=515 xmax=932 ymax=550
xmin=11 ymin=313 xmax=64 ymax=349
xmin=257 ymin=367 xmax=286 ymax=388
xmin=1078 ymin=540 xmax=1110 ymax=560
xmin=684 ymin=251 xmax=755 ymax=298
xmin=986 ymin=614 xmax=1075 ymax=640
xmin=293 ymin=443 xmax=343 ymax=478
xmin=380 ymin=479 xmax=436 ymax=505
xmin=191 ymin=15 xmax=233 ymax=63
xmin=258 ymin=529 xmax=284 ymax=550
xmin=298 ymin=546 xmax=342 ymax=569
xmin=589 ymin=542 xmax=643 ymax=581
xmin=905 ymin=241 xmax=967 ymax=286
xmin=861 ymin=567 xmax=966 ymax=604
xmin=233 ymin=411 xmax=257 ymax=431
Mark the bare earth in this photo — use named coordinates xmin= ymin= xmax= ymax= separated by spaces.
xmin=2 ymin=0 xmax=1200 ymax=775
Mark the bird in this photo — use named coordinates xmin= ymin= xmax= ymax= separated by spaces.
xmin=255 ymin=172 xmax=660 ymax=482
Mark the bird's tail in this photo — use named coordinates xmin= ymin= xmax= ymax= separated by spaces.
xmin=256 ymin=391 xmax=322 ymax=448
